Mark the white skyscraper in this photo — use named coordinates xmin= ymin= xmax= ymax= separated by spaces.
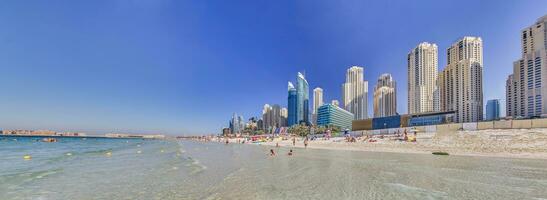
xmin=342 ymin=66 xmax=368 ymax=119
xmin=373 ymin=73 xmax=397 ymax=117
xmin=312 ymin=87 xmax=324 ymax=124
xmin=439 ymin=36 xmax=484 ymax=122
xmin=407 ymin=42 xmax=438 ymax=114
xmin=506 ymin=15 xmax=547 ymax=118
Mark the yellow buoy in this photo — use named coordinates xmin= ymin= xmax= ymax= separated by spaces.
xmin=137 ymin=150 xmax=142 ymax=154
xmin=23 ymin=155 xmax=32 ymax=160
xmin=105 ymin=152 xmax=112 ymax=157
xmin=66 ymin=152 xmax=72 ymax=156
xmin=160 ymin=149 xmax=164 ymax=153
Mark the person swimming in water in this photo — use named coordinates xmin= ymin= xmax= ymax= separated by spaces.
xmin=270 ymin=149 xmax=276 ymax=156
xmin=288 ymin=149 xmax=293 ymax=156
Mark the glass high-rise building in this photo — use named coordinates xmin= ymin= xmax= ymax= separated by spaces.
xmin=287 ymin=82 xmax=298 ymax=126
xmin=296 ymin=72 xmax=310 ymax=125
xmin=485 ymin=99 xmax=500 ymax=121
xmin=317 ymin=104 xmax=354 ymax=130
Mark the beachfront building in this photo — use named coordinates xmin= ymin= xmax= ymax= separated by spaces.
xmin=438 ymin=37 xmax=484 ymax=123
xmin=317 ymin=104 xmax=354 ymax=130
xmin=296 ymin=72 xmax=310 ymax=125
xmin=342 ymin=66 xmax=368 ymax=120
xmin=486 ymin=99 xmax=501 ymax=121
xmin=506 ymin=15 xmax=547 ymax=118
xmin=407 ymin=42 xmax=439 ymax=114
xmin=287 ymin=82 xmax=298 ymax=126
xmin=312 ymin=87 xmax=324 ymax=124
xmin=373 ymin=73 xmax=397 ymax=117
xmin=408 ymin=111 xmax=455 ymax=126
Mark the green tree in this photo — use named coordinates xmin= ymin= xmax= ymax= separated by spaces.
xmin=289 ymin=124 xmax=309 ymax=137
xmin=314 ymin=126 xmax=326 ymax=134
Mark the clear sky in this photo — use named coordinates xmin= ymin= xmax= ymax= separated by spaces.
xmin=1 ymin=0 xmax=546 ymax=135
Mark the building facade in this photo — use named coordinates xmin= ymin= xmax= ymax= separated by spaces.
xmin=312 ymin=87 xmax=324 ymax=124
xmin=342 ymin=66 xmax=368 ymax=119
xmin=407 ymin=42 xmax=439 ymax=114
xmin=229 ymin=113 xmax=245 ymax=134
xmin=296 ymin=72 xmax=310 ymax=125
xmin=317 ymin=104 xmax=354 ymax=130
xmin=506 ymin=15 xmax=547 ymax=118
xmin=438 ymin=37 xmax=484 ymax=123
xmin=262 ymin=104 xmax=288 ymax=131
xmin=287 ymin=81 xmax=298 ymax=126
xmin=486 ymin=99 xmax=501 ymax=121
xmin=373 ymin=73 xmax=397 ymax=117
xmin=408 ymin=111 xmax=455 ymax=126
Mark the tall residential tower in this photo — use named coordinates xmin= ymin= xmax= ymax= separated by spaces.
xmin=373 ymin=73 xmax=397 ymax=117
xmin=312 ymin=87 xmax=324 ymax=124
xmin=287 ymin=82 xmax=298 ymax=126
xmin=342 ymin=66 xmax=368 ymax=119
xmin=506 ymin=15 xmax=547 ymax=118
xmin=407 ymin=42 xmax=438 ymax=114
xmin=438 ymin=36 xmax=484 ymax=122
xmin=296 ymin=72 xmax=310 ymax=125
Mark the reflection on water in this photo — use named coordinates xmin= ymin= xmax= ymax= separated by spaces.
xmin=0 ymin=137 xmax=546 ymax=199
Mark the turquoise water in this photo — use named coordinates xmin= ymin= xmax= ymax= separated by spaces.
xmin=1 ymin=136 xmax=547 ymax=200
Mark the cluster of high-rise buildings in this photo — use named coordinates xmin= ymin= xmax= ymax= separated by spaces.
xmin=223 ymin=14 xmax=547 ymax=135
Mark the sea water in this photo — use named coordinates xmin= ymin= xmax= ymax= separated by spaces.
xmin=1 ymin=136 xmax=546 ymax=199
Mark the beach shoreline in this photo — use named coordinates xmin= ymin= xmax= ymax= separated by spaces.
xmin=219 ymin=128 xmax=547 ymax=160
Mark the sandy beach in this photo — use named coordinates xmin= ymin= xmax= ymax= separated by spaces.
xmin=229 ymin=128 xmax=547 ymax=159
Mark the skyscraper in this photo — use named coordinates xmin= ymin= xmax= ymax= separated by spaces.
xmin=342 ymin=66 xmax=368 ymax=119
xmin=280 ymin=107 xmax=288 ymax=127
xmin=296 ymin=72 xmax=310 ymax=125
xmin=407 ymin=42 xmax=438 ymax=114
xmin=229 ymin=113 xmax=244 ymax=134
xmin=486 ymin=99 xmax=501 ymax=121
xmin=506 ymin=15 xmax=547 ymax=118
xmin=262 ymin=104 xmax=286 ymax=131
xmin=373 ymin=73 xmax=397 ymax=117
xmin=312 ymin=87 xmax=324 ymax=124
xmin=262 ymin=104 xmax=273 ymax=130
xmin=287 ymin=82 xmax=298 ymax=126
xmin=438 ymin=37 xmax=484 ymax=122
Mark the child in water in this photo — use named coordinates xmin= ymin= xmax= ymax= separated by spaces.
xmin=288 ymin=149 xmax=293 ymax=156
xmin=270 ymin=149 xmax=276 ymax=156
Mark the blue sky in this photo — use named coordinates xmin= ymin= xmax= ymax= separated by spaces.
xmin=0 ymin=0 xmax=546 ymax=135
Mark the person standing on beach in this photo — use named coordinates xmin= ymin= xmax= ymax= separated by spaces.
xmin=292 ymin=137 xmax=296 ymax=146
xmin=304 ymin=138 xmax=308 ymax=148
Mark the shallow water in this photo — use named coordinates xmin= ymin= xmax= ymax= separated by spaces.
xmin=1 ymin=137 xmax=546 ymax=200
